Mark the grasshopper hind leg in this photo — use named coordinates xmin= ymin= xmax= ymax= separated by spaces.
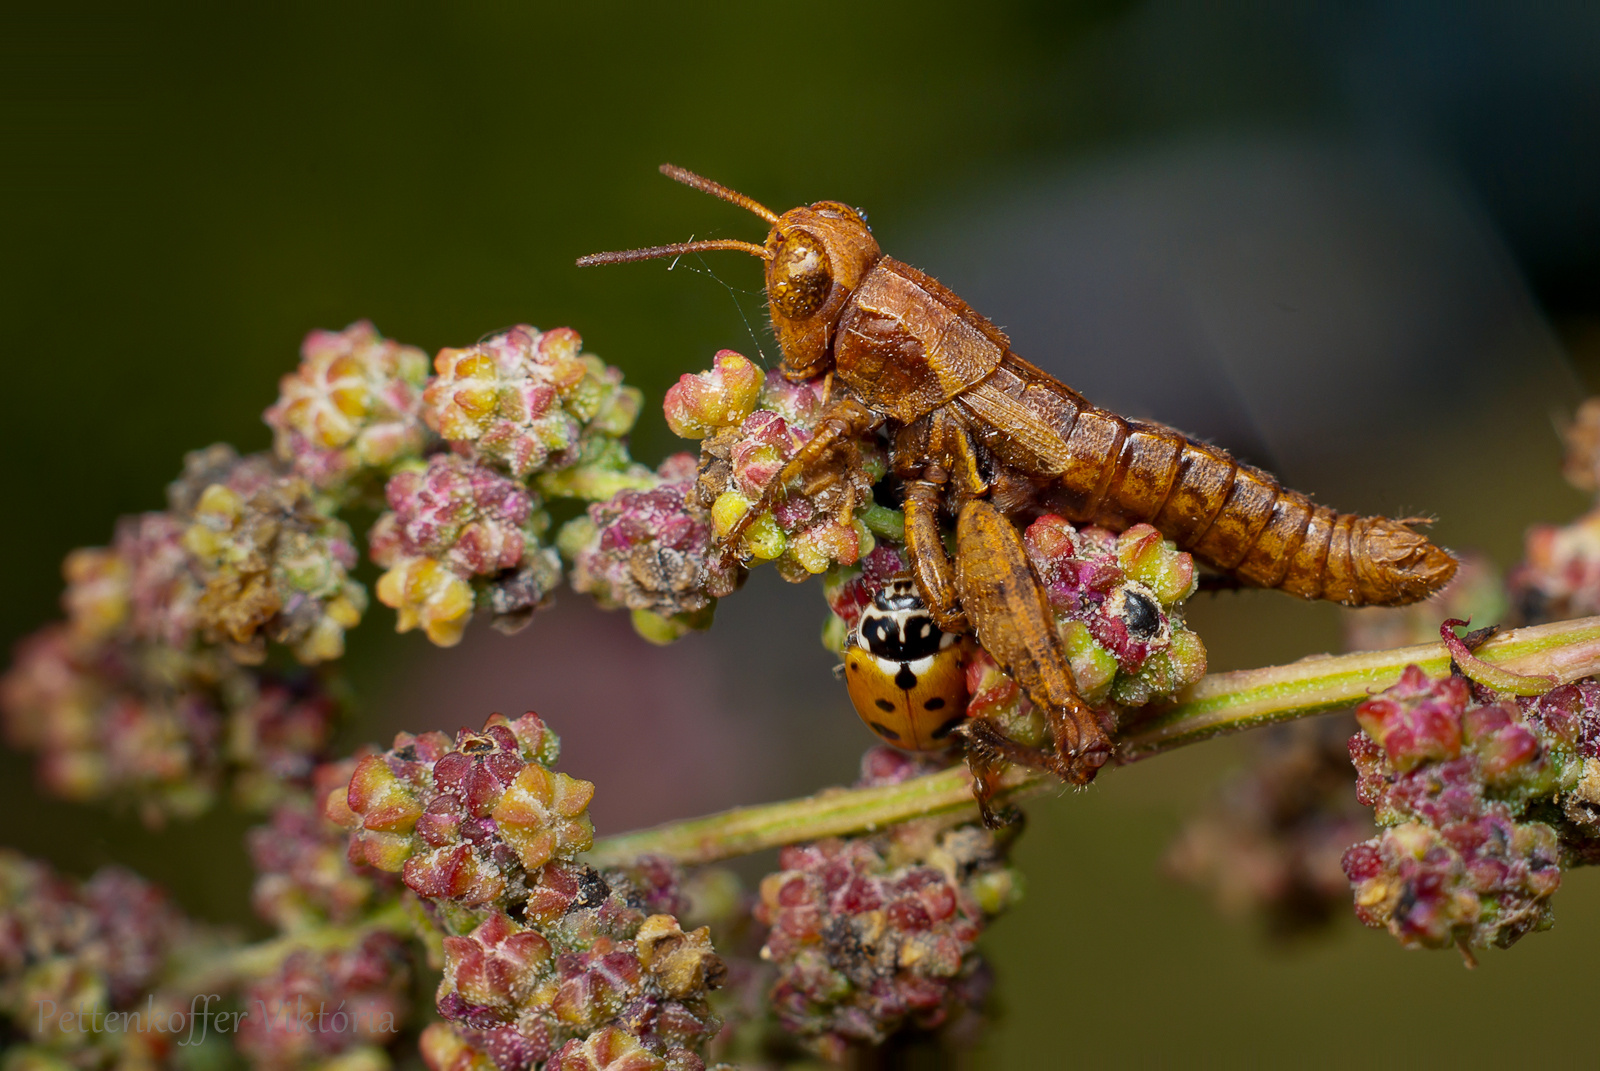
xmin=903 ymin=489 xmax=1115 ymax=820
xmin=951 ymin=498 xmax=1114 ymax=782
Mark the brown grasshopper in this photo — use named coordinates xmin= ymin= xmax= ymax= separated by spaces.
xmin=580 ymin=165 xmax=1458 ymax=802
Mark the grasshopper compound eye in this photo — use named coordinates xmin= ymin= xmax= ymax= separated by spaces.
xmin=843 ymin=579 xmax=968 ymax=751
xmin=767 ymin=229 xmax=832 ymax=320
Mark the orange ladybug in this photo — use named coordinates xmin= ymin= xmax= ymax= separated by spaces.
xmin=842 ymin=578 xmax=969 ymax=751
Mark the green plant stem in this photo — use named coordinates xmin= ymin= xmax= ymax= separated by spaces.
xmin=584 ymin=615 xmax=1600 ymax=868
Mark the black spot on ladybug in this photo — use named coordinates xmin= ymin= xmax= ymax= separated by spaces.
xmin=1124 ymin=590 xmax=1161 ymax=638
xmin=848 ymin=662 xmax=860 ymax=672
xmin=869 ymin=721 xmax=901 ymax=741
xmin=875 ymin=698 xmax=895 ymax=712
xmin=894 ymin=665 xmax=919 ymax=690
xmin=924 ymin=696 xmax=946 ymax=711
xmin=932 ymin=715 xmax=966 ymax=739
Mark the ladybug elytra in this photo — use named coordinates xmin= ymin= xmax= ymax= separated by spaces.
xmin=842 ymin=577 xmax=968 ymax=751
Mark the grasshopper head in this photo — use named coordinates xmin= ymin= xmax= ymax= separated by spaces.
xmin=764 ymin=201 xmax=881 ymax=380
xmin=577 ymin=166 xmax=881 ymax=382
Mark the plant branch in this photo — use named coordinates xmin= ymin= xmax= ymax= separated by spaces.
xmin=584 ymin=615 xmax=1600 ymax=867
xmin=167 ymin=900 xmax=415 ymax=996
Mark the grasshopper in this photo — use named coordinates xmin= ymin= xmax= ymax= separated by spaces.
xmin=581 ymin=165 xmax=1457 ymax=806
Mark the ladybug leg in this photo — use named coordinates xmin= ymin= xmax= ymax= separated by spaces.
xmin=952 ymin=498 xmax=1113 ymax=786
xmin=718 ymin=394 xmax=881 ymax=559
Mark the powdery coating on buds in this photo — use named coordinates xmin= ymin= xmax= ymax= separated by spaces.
xmin=340 ymin=710 xmax=726 ymax=1070
xmin=1510 ymin=508 xmax=1600 ymax=623
xmin=235 ymin=932 xmax=411 ymax=1070
xmin=183 ymin=471 xmax=368 ymax=665
xmin=675 ymin=358 xmax=885 ymax=582
xmin=1342 ymin=806 xmax=1560 ymax=952
xmin=332 ymin=712 xmax=593 ymax=909
xmin=371 ymin=454 xmax=563 ymax=646
xmin=424 ymin=326 xmax=642 ymax=480
xmin=1342 ymin=667 xmax=1600 ymax=951
xmin=1354 ymin=666 xmax=1469 ymax=774
xmin=562 ymin=455 xmax=738 ymax=641
xmin=264 ymin=321 xmax=432 ymax=494
xmin=0 ymin=849 xmax=202 ymax=1063
xmin=548 ymin=1026 xmax=716 ymax=1071
xmin=1165 ymin=716 xmax=1374 ymax=939
xmin=372 ymin=456 xmax=540 ymax=576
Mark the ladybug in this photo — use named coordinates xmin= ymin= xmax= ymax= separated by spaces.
xmin=842 ymin=577 xmax=969 ymax=751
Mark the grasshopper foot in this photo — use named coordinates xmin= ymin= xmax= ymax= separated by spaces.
xmin=954 ymin=719 xmax=1024 ymax=827
xmin=954 ymin=716 xmax=1113 ymax=816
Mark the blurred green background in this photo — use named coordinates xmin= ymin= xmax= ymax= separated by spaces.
xmin=5 ymin=2 xmax=1600 ymax=1066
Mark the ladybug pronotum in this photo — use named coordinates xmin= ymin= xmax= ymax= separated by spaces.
xmin=842 ymin=577 xmax=968 ymax=751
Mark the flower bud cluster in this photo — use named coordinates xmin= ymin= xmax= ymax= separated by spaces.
xmin=329 ymin=713 xmax=725 ymax=1069
xmin=1341 ymin=666 xmax=1600 ymax=951
xmin=1 ymin=621 xmax=342 ymax=825
xmin=560 ymin=455 xmax=738 ymax=644
xmin=1 ymin=444 xmax=351 ymax=822
xmin=424 ymin=326 xmax=643 ymax=485
xmin=668 ymin=351 xmax=886 ymax=582
xmin=236 ymin=931 xmax=412 ymax=1071
xmin=320 ymin=323 xmax=654 ymax=648
xmin=0 ymin=849 xmax=205 ymax=1066
xmin=264 ymin=320 xmax=433 ymax=499
xmin=370 ymin=454 xmax=564 ymax=646
xmin=1508 ymin=397 xmax=1600 ymax=624
xmin=1165 ymin=716 xmax=1374 ymax=938
xmin=332 ymin=712 xmax=592 ymax=909
xmin=1559 ymin=395 xmax=1600 ymax=494
xmin=750 ymin=748 xmax=1018 ymax=1062
xmin=181 ymin=458 xmax=368 ymax=665
xmin=1510 ymin=509 xmax=1600 ymax=623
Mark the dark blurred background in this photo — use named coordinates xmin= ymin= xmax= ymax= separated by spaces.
xmin=4 ymin=1 xmax=1600 ymax=1064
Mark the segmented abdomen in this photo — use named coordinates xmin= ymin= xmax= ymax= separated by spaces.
xmin=1002 ymin=360 xmax=1457 ymax=607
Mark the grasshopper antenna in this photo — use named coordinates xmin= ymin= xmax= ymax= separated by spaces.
xmin=658 ymin=163 xmax=779 ymax=224
xmin=576 ymin=165 xmax=780 ymax=267
xmin=577 ymin=239 xmax=771 ymax=268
